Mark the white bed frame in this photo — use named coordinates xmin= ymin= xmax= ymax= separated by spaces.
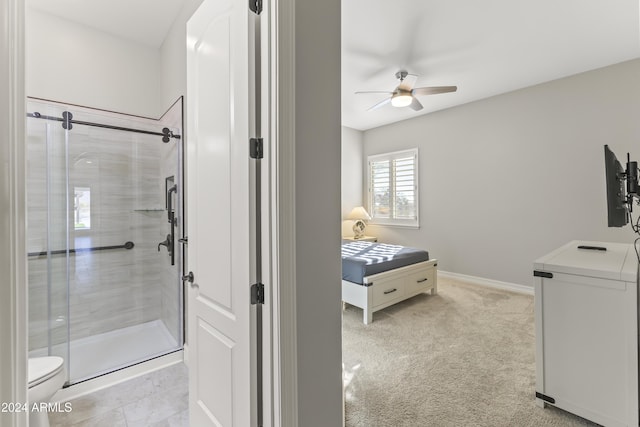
xmin=342 ymin=259 xmax=438 ymax=324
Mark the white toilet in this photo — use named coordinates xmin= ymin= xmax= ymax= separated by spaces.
xmin=28 ymin=356 xmax=66 ymax=427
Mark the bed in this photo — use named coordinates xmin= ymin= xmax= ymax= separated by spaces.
xmin=342 ymin=240 xmax=438 ymax=324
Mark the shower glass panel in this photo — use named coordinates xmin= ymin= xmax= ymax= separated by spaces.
xmin=26 ymin=98 xmax=184 ymax=385
xmin=26 ymin=109 xmax=71 ymax=377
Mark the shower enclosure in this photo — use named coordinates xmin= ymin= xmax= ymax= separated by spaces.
xmin=26 ymin=98 xmax=184 ymax=385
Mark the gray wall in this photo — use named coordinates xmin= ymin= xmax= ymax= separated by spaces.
xmin=362 ymin=59 xmax=640 ymax=288
xmin=294 ymin=0 xmax=343 ymax=425
xmin=341 ymin=126 xmax=364 ymax=236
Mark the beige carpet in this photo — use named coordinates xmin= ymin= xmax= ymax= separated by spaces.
xmin=342 ymin=276 xmax=599 ymax=427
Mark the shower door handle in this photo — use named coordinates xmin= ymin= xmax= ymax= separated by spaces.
xmin=167 ymin=184 xmax=177 ymax=225
xmin=166 ymin=183 xmax=177 ymax=266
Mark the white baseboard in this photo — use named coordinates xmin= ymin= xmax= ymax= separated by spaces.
xmin=438 ymin=270 xmax=533 ymax=296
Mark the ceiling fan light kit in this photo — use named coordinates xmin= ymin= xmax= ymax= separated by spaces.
xmin=357 ymin=70 xmax=458 ymax=111
xmin=391 ymin=93 xmax=413 ymax=107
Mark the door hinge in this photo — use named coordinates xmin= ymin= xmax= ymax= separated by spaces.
xmin=251 ymin=282 xmax=265 ymax=305
xmin=250 ymin=138 xmax=264 ymax=159
xmin=250 ymin=0 xmax=262 ymax=15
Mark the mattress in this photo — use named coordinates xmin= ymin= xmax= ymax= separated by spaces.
xmin=341 ymin=240 xmax=430 ymax=285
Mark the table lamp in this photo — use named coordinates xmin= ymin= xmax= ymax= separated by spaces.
xmin=347 ymin=206 xmax=372 ymax=239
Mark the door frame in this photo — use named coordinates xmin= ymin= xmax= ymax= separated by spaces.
xmin=267 ymin=0 xmax=298 ymax=424
xmin=268 ymin=0 xmax=344 ymax=424
xmin=0 ymin=0 xmax=28 ymax=426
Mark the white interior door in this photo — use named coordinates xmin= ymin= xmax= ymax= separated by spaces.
xmin=186 ymin=0 xmax=254 ymax=425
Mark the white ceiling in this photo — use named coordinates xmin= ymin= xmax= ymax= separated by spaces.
xmin=27 ymin=0 xmax=188 ymax=48
xmin=28 ymin=0 xmax=640 ymax=131
xmin=342 ymin=0 xmax=640 ymax=130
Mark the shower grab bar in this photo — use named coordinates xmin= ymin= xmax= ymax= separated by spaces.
xmin=28 ymin=241 xmax=135 ymax=257
xmin=26 ymin=111 xmax=180 ymax=142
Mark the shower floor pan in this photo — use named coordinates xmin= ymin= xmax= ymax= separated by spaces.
xmin=30 ymin=319 xmax=180 ymax=384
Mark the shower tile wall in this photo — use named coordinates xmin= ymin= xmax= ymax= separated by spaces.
xmin=27 ymin=116 xmax=175 ymax=352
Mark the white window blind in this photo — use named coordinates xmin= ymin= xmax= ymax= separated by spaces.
xmin=368 ymin=149 xmax=419 ymax=227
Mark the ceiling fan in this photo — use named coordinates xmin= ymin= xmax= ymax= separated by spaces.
xmin=356 ymin=70 xmax=457 ymax=111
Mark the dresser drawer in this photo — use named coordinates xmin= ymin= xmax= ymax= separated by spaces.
xmin=372 ymin=278 xmax=405 ymax=306
xmin=405 ymin=268 xmax=435 ymax=294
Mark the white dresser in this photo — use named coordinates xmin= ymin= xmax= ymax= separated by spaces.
xmin=534 ymin=240 xmax=639 ymax=427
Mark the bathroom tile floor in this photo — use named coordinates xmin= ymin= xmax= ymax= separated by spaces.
xmin=49 ymin=363 xmax=188 ymax=427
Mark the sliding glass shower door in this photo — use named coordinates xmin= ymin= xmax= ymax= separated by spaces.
xmin=26 ymin=99 xmax=184 ymax=385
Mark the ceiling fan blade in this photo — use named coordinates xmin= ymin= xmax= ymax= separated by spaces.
xmin=367 ymin=97 xmax=392 ymax=111
xmin=355 ymin=91 xmax=394 ymax=95
xmin=412 ymin=86 xmax=458 ymax=96
xmin=398 ymin=74 xmax=418 ymax=91
xmin=409 ymin=97 xmax=423 ymax=111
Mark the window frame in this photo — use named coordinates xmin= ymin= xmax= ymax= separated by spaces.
xmin=367 ymin=148 xmax=419 ymax=228
xmin=73 ymin=186 xmax=91 ymax=231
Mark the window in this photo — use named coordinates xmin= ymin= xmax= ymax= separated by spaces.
xmin=74 ymin=187 xmax=91 ymax=230
xmin=368 ymin=148 xmax=419 ymax=227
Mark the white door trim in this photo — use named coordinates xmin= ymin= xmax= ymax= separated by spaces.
xmin=0 ymin=0 xmax=28 ymax=426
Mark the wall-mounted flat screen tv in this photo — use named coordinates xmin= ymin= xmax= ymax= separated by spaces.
xmin=604 ymin=145 xmax=628 ymax=227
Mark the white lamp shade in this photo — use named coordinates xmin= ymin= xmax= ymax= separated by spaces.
xmin=347 ymin=206 xmax=371 ymax=221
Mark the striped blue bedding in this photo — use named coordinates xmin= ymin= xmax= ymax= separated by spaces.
xmin=341 ymin=240 xmax=430 ymax=285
